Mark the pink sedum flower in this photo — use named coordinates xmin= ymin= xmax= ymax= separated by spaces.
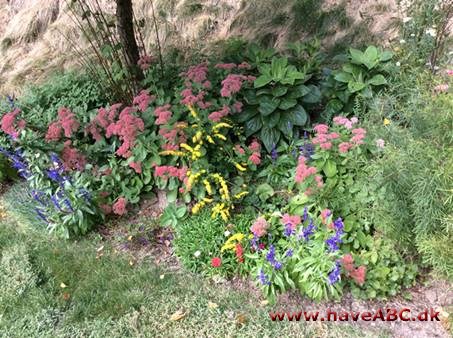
xmin=113 ymin=197 xmax=127 ymax=216
xmin=251 ymin=217 xmax=269 ymax=237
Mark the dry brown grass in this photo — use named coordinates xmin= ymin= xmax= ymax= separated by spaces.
xmin=0 ymin=0 xmax=400 ymax=96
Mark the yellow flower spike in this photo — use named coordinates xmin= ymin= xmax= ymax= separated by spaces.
xmin=203 ymin=198 xmax=213 ymax=203
xmin=213 ymin=133 xmax=227 ymax=141
xmin=181 ymin=143 xmax=194 ymax=152
xmin=220 ymin=211 xmax=228 ymax=222
xmin=203 ymin=179 xmax=213 ymax=195
xmin=221 ymin=242 xmax=236 ymax=252
xmin=206 ymin=135 xmax=215 ymax=144
xmin=234 ymin=191 xmax=249 ymax=199
xmin=235 ymin=163 xmax=247 ymax=172
xmin=383 ymin=118 xmax=391 ymax=126
xmin=188 ymin=106 xmax=198 ymax=118
xmin=212 ymin=123 xmax=232 ymax=132
xmin=159 ymin=150 xmax=186 ymax=156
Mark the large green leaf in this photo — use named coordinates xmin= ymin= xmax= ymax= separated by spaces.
xmin=348 ymin=81 xmax=366 ymax=93
xmin=272 ymin=85 xmax=288 ymax=97
xmin=289 ymin=105 xmax=308 ymax=126
xmin=279 ymin=98 xmax=298 ymax=110
xmin=260 ymin=127 xmax=281 ymax=152
xmin=258 ymin=97 xmax=280 ymax=116
xmin=368 ymin=74 xmax=387 ymax=86
xmin=244 ymin=89 xmax=258 ymax=105
xmin=379 ymin=50 xmax=393 ymax=62
xmin=323 ymin=160 xmax=337 ymax=178
xmin=301 ymin=85 xmax=321 ymax=103
xmin=277 ymin=117 xmax=293 ymax=135
xmin=363 ymin=46 xmax=379 ymax=69
xmin=349 ymin=48 xmax=364 ymax=65
xmin=271 ymin=57 xmax=288 ymax=80
xmin=288 ymin=84 xmax=310 ymax=99
xmin=254 ymin=75 xmax=272 ymax=88
xmin=256 ymin=183 xmax=275 ymax=202
xmin=334 ymin=71 xmax=353 ymax=83
xmin=235 ymin=108 xmax=258 ymax=123
xmin=263 ymin=111 xmax=281 ymax=128
xmin=245 ymin=115 xmax=263 ymax=137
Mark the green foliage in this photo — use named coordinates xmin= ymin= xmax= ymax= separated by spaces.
xmin=17 ymin=71 xmax=108 ymax=127
xmin=173 ymin=209 xmax=255 ymax=276
xmin=324 ymin=46 xmax=393 ymax=118
xmin=159 ymin=203 xmax=187 ymax=227
xmin=239 ymin=56 xmax=320 ymax=151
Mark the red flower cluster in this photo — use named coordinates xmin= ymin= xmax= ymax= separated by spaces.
xmin=137 ymin=55 xmax=155 ymax=71
xmin=341 ymin=254 xmax=367 ymax=286
xmin=208 ymin=105 xmax=230 ymax=122
xmin=211 ymin=257 xmax=222 ymax=267
xmin=46 ymin=107 xmax=80 ymax=142
xmin=154 ymin=165 xmax=187 ymax=181
xmin=112 ymin=197 xmax=127 ymax=216
xmin=236 ymin=243 xmax=244 ymax=263
xmin=295 ymin=156 xmax=317 ymax=183
xmin=154 ymin=104 xmax=173 ymax=125
xmin=129 ymin=161 xmax=142 ymax=174
xmin=184 ymin=63 xmax=209 ymax=84
xmin=106 ymin=107 xmax=144 ymax=158
xmin=220 ymin=74 xmax=255 ymax=97
xmin=133 ymin=90 xmax=155 ymax=112
xmin=248 ymin=140 xmax=261 ymax=165
xmin=1 ymin=108 xmax=26 ymax=138
xmin=61 ymin=141 xmax=87 ymax=171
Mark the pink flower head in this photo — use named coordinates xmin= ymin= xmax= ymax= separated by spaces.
xmin=238 ymin=62 xmax=251 ymax=70
xmin=327 ymin=132 xmax=340 ymax=139
xmin=338 ymin=142 xmax=352 ymax=153
xmin=184 ymin=63 xmax=209 ymax=84
xmin=350 ymin=134 xmax=365 ymax=145
xmin=129 ymin=161 xmax=142 ymax=174
xmin=113 ymin=197 xmax=127 ymax=216
xmin=133 ymin=90 xmax=155 ymax=112
xmin=295 ymin=156 xmax=317 ymax=183
xmin=202 ymin=80 xmax=212 ymax=89
xmin=312 ymin=134 xmax=328 ymax=145
xmin=315 ymin=175 xmax=324 ymax=188
xmin=321 ymin=209 xmax=331 ymax=224
xmin=107 ymin=107 xmax=144 ymax=158
xmin=208 ymin=111 xmax=223 ymax=122
xmin=58 ymin=107 xmax=80 ymax=138
xmin=352 ymin=128 xmax=366 ymax=135
xmin=154 ymin=104 xmax=172 ymax=125
xmin=350 ymin=117 xmax=359 ymax=124
xmin=1 ymin=108 xmax=26 ymax=139
xmin=46 ymin=122 xmax=63 ymax=142
xmin=220 ymin=74 xmax=247 ymax=97
xmin=249 ymin=152 xmax=261 ymax=165
xmin=314 ymin=124 xmax=329 ymax=134
xmin=234 ymin=144 xmax=245 ymax=155
xmin=215 ymin=63 xmax=237 ymax=70
xmin=251 ymin=217 xmax=269 ymax=237
xmin=100 ymin=204 xmax=112 ymax=215
xmin=137 ymin=55 xmax=155 ymax=70
xmin=376 ymin=139 xmax=385 ymax=148
xmin=446 ymin=69 xmax=453 ymax=76
xmin=61 ymin=141 xmax=87 ymax=171
xmin=233 ymin=101 xmax=243 ymax=113
xmin=281 ymin=214 xmax=301 ymax=231
xmin=434 ymin=84 xmax=449 ymax=93
xmin=248 ymin=140 xmax=261 ymax=152
xmin=320 ymin=142 xmax=332 ymax=150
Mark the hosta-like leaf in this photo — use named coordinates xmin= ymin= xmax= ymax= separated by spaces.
xmin=254 ymin=75 xmax=272 ymax=88
xmin=334 ymin=71 xmax=352 ymax=83
xmin=258 ymin=97 xmax=280 ymax=116
xmin=288 ymin=84 xmax=311 ymax=99
xmin=272 ymin=85 xmax=288 ymax=97
xmin=289 ymin=105 xmax=308 ymax=126
xmin=279 ymin=98 xmax=298 ymax=110
xmin=260 ymin=127 xmax=281 ymax=152
xmin=235 ymin=108 xmax=258 ymax=123
xmin=368 ymin=74 xmax=387 ymax=86
xmin=348 ymin=81 xmax=366 ymax=93
xmin=301 ymin=85 xmax=321 ymax=104
xmin=349 ymin=48 xmax=364 ymax=65
xmin=245 ymin=115 xmax=263 ymax=137
xmin=264 ymin=111 xmax=281 ymax=128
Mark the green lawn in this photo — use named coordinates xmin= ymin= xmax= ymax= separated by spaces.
xmin=0 ymin=191 xmax=387 ymax=338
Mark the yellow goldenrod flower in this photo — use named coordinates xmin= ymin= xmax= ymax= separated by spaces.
xmin=159 ymin=150 xmax=186 ymax=156
xmin=175 ymin=122 xmax=188 ymax=129
xmin=203 ymin=197 xmax=213 ymax=203
xmin=383 ymin=118 xmax=391 ymax=126
xmin=188 ymin=106 xmax=198 ymax=118
xmin=212 ymin=123 xmax=232 ymax=132
xmin=228 ymin=233 xmax=245 ymax=242
xmin=234 ymin=191 xmax=249 ymax=199
xmin=213 ymin=133 xmax=227 ymax=141
xmin=235 ymin=163 xmax=247 ymax=172
xmin=203 ymin=179 xmax=213 ymax=195
xmin=181 ymin=143 xmax=194 ymax=152
xmin=192 ymin=131 xmax=203 ymax=143
xmin=206 ymin=135 xmax=215 ymax=144
xmin=220 ymin=242 xmax=236 ymax=252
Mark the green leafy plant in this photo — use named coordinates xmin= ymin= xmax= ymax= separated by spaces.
xmin=239 ymin=56 xmax=321 ymax=151
xmin=324 ymin=46 xmax=392 ymax=117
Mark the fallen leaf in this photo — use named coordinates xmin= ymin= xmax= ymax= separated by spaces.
xmin=208 ymin=301 xmax=218 ymax=309
xmin=235 ymin=313 xmax=247 ymax=326
xmin=60 ymin=282 xmax=67 ymax=288
xmin=128 ymin=235 xmax=133 ymax=241
xmin=170 ymin=309 xmax=187 ymax=321
xmin=159 ymin=274 xmax=165 ymax=280
xmin=62 ymin=293 xmax=71 ymax=301
xmin=260 ymin=300 xmax=269 ymax=306
xmin=96 ymin=245 xmax=104 ymax=252
xmin=129 ymin=260 xmax=135 ymax=266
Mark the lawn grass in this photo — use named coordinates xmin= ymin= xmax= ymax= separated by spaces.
xmin=0 ymin=188 xmax=387 ymax=337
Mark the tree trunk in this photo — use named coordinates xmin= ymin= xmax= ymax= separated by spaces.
xmin=115 ymin=0 xmax=143 ymax=82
